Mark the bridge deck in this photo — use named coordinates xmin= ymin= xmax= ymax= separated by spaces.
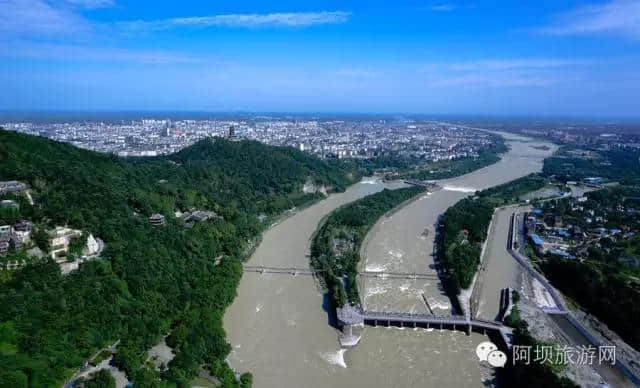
xmin=338 ymin=306 xmax=506 ymax=332
xmin=242 ymin=265 xmax=439 ymax=280
xmin=243 ymin=266 xmax=314 ymax=275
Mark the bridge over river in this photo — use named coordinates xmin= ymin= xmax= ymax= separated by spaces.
xmin=243 ymin=265 xmax=439 ymax=280
xmin=242 ymin=251 xmax=509 ymax=348
xmin=336 ymin=305 xmax=512 ymax=348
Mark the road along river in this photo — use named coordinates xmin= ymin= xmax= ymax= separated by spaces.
xmin=224 ymin=132 xmax=556 ymax=388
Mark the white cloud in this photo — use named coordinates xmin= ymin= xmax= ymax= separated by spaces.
xmin=0 ymin=0 xmax=91 ymax=37
xmin=418 ymin=57 xmax=593 ymax=88
xmin=429 ymin=74 xmax=559 ymax=87
xmin=120 ymin=11 xmax=351 ymax=31
xmin=429 ymin=5 xmax=455 ymax=12
xmin=538 ymin=0 xmax=640 ymax=39
xmin=64 ymin=0 xmax=114 ymax=8
xmin=334 ymin=68 xmax=382 ymax=78
xmin=0 ymin=41 xmax=202 ymax=64
xmin=448 ymin=58 xmax=592 ymax=71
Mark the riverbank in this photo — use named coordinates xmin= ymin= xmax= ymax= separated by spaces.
xmin=310 ymin=186 xmax=425 ymax=306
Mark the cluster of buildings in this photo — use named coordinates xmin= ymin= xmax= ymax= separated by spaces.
xmin=1 ymin=181 xmax=102 ymax=273
xmin=0 ymin=180 xmax=34 ymax=205
xmin=0 ymin=222 xmax=102 ymax=273
xmin=245 ymin=120 xmax=495 ymax=161
xmin=178 ymin=209 xmax=221 ymax=228
xmin=0 ymin=220 xmax=33 ymax=260
xmin=148 ymin=209 xmax=222 ymax=228
xmin=520 ymin=128 xmax=640 ymax=150
xmin=526 ymin=210 xmax=576 ymax=259
xmin=525 ymin=193 xmax=639 ymax=266
xmin=0 ymin=181 xmax=33 ymax=261
xmin=48 ymin=227 xmax=102 ymax=274
xmin=0 ymin=180 xmax=26 ymax=195
xmin=2 ymin=118 xmax=497 ymax=163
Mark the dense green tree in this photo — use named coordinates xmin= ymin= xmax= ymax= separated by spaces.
xmin=440 ymin=174 xmax=546 ymax=294
xmin=541 ymin=258 xmax=640 ymax=350
xmin=543 ymin=147 xmax=640 ymax=185
xmin=0 ymin=129 xmax=359 ymax=386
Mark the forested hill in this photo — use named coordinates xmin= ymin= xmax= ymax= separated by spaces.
xmin=0 ymin=129 xmax=357 ymax=387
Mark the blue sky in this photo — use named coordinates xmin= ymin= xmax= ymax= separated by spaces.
xmin=1 ymin=0 xmax=639 ymax=116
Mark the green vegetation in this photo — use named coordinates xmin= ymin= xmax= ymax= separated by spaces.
xmin=542 ymin=258 xmax=640 ymax=350
xmin=0 ymin=129 xmax=357 ymax=387
xmin=503 ymin=290 xmax=521 ymax=327
xmin=440 ymin=174 xmax=547 ymax=294
xmin=440 ymin=197 xmax=493 ymax=293
xmin=345 ymin=136 xmax=507 ymax=180
xmin=310 ymin=187 xmax=425 ymax=307
xmin=543 ymin=146 xmax=640 ymax=185
xmin=502 ymin=291 xmax=575 ymax=387
xmin=90 ymin=350 xmax=112 ymax=366
xmin=401 ymin=140 xmax=508 ymax=180
xmin=67 ymin=233 xmax=86 ymax=261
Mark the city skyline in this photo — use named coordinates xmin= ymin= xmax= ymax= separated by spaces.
xmin=1 ymin=0 xmax=640 ymax=117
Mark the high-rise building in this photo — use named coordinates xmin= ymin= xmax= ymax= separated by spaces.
xmin=228 ymin=125 xmax=236 ymax=139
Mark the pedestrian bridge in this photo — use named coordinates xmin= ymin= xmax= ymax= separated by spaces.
xmin=243 ymin=265 xmax=314 ymax=275
xmin=243 ymin=265 xmax=439 ymax=280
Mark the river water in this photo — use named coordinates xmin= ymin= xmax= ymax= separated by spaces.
xmin=361 ymin=133 xmax=556 ymax=315
xmin=224 ymin=132 xmax=556 ymax=388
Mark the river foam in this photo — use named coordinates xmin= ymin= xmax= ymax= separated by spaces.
xmin=321 ymin=349 xmax=348 ymax=368
xmin=360 ymin=177 xmax=379 ymax=185
xmin=442 ymin=185 xmax=478 ymax=193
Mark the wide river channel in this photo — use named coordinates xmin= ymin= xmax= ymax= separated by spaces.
xmin=224 ymin=132 xmax=556 ymax=388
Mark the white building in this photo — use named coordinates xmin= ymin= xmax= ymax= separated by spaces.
xmin=48 ymin=226 xmax=83 ymax=263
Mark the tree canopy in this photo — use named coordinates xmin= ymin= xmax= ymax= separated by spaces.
xmin=0 ymin=129 xmax=357 ymax=387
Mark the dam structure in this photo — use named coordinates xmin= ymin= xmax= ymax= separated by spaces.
xmin=336 ymin=305 xmax=512 ymax=349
